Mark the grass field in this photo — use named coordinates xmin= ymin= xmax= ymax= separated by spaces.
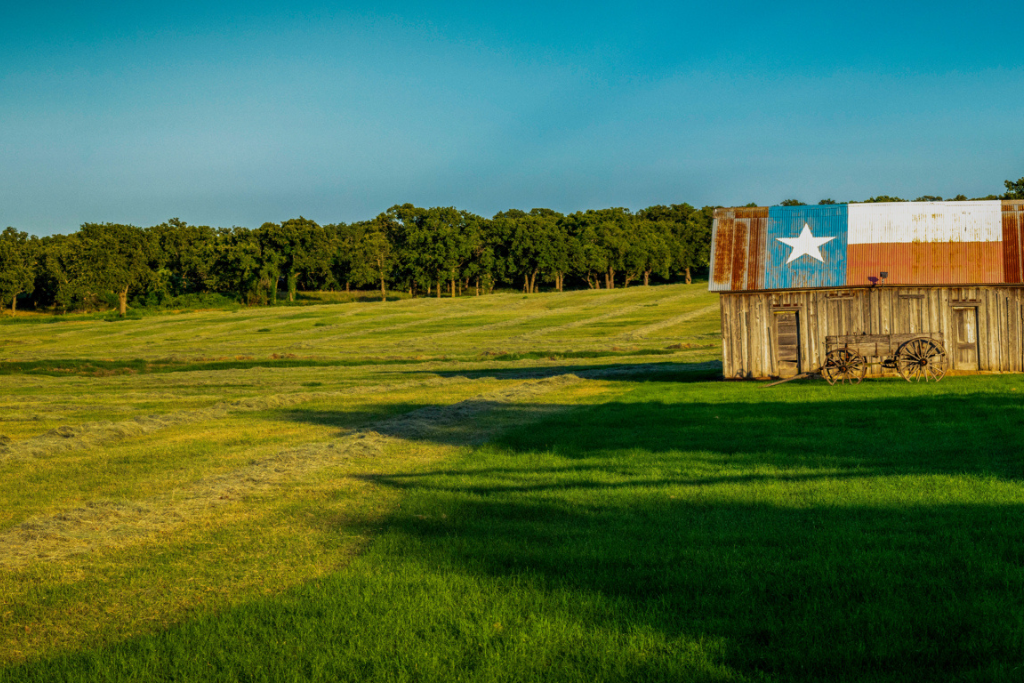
xmin=1 ymin=283 xmax=1022 ymax=682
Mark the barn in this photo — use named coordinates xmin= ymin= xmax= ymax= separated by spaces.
xmin=709 ymin=200 xmax=1024 ymax=380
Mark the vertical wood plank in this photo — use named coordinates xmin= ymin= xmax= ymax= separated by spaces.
xmin=719 ymin=295 xmax=729 ymax=377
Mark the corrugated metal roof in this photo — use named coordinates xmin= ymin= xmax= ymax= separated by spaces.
xmin=1004 ymin=200 xmax=1024 ymax=284
xmin=709 ymin=207 xmax=768 ymax=291
xmin=847 ymin=201 xmax=1002 ymax=244
xmin=709 ymin=199 xmax=1024 ymax=291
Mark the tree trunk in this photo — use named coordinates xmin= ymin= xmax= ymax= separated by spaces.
xmin=643 ymin=270 xmax=650 ymax=286
xmin=11 ymin=291 xmax=19 ymax=314
xmin=346 ymin=281 xmax=350 ymax=292
xmin=530 ymin=270 xmax=537 ymax=294
xmin=475 ymin=277 xmax=480 ymax=296
xmin=523 ymin=274 xmax=529 ymax=293
xmin=685 ymin=266 xmax=692 ymax=285
xmin=623 ymin=275 xmax=632 ymax=288
xmin=450 ymin=279 xmax=455 ymax=298
xmin=437 ymin=279 xmax=442 ymax=299
xmin=287 ymin=272 xmax=299 ymax=302
xmin=118 ymin=287 xmax=128 ymax=316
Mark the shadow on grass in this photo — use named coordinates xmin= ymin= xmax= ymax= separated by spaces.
xmin=7 ymin=382 xmax=1024 ymax=682
xmin=282 ymin=388 xmax=1024 ymax=482
xmin=343 ymin=391 xmax=1024 ymax=680
xmin=416 ymin=360 xmax=724 ymax=383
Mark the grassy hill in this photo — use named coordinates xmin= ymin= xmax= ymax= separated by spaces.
xmin=1 ymin=283 xmax=1022 ymax=682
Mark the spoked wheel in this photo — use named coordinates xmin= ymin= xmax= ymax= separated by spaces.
xmin=895 ymin=338 xmax=948 ymax=382
xmin=821 ymin=349 xmax=868 ymax=385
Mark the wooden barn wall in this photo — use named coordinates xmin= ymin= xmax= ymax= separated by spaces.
xmin=719 ymin=286 xmax=1024 ymax=379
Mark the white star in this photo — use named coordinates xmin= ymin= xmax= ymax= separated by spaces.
xmin=776 ymin=223 xmax=835 ymax=264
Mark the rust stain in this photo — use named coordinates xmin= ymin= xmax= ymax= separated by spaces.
xmin=1003 ymin=200 xmax=1024 ymax=283
xmin=730 ymin=218 xmax=749 ymax=291
xmin=711 ymin=212 xmax=735 ymax=288
xmin=711 ymin=207 xmax=769 ymax=291
xmin=746 ymin=214 xmax=767 ymax=290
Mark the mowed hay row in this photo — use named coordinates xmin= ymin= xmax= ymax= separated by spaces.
xmin=0 ymin=372 xmax=592 ymax=569
xmin=0 ymin=374 xmax=505 ymax=462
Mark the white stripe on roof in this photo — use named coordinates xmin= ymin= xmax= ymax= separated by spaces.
xmin=847 ymin=200 xmax=1002 ymax=245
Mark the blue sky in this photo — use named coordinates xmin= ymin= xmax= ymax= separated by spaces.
xmin=2 ymin=1 xmax=1023 ymax=235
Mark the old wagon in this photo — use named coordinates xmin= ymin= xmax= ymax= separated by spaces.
xmin=821 ymin=333 xmax=948 ymax=384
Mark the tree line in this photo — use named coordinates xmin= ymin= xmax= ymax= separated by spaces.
xmin=0 ymin=204 xmax=713 ymax=315
xmin=3 ymin=176 xmax=1021 ymax=316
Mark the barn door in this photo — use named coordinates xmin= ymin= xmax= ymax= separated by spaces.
xmin=774 ymin=310 xmax=800 ymax=377
xmin=952 ymin=307 xmax=979 ymax=371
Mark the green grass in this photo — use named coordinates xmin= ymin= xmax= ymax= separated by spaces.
xmin=1 ymin=283 xmax=1022 ymax=682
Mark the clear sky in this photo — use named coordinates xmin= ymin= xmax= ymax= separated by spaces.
xmin=3 ymin=1 xmax=1023 ymax=235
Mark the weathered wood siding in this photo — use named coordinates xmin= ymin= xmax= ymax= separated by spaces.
xmin=719 ymin=285 xmax=1024 ymax=379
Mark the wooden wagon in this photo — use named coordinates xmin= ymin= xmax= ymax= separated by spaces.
xmin=821 ymin=333 xmax=949 ymax=385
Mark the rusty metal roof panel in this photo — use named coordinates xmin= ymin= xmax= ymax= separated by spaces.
xmin=1004 ymin=200 xmax=1024 ymax=283
xmin=709 ymin=207 xmax=768 ymax=291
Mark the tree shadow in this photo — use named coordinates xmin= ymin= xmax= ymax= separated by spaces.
xmin=283 ymin=390 xmax=1024 ymax=481
xmin=349 ymin=392 xmax=1024 ymax=680
xmin=412 ymin=360 xmax=724 ymax=383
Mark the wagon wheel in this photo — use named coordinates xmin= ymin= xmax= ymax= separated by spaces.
xmin=895 ymin=338 xmax=948 ymax=383
xmin=821 ymin=349 xmax=867 ymax=386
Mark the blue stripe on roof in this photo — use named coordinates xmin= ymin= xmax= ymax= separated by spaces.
xmin=763 ymin=205 xmax=848 ymax=290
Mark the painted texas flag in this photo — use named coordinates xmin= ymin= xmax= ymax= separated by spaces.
xmin=709 ymin=200 xmax=1022 ymax=291
xmin=763 ymin=201 xmax=1005 ymax=288
xmin=763 ymin=205 xmax=848 ymax=289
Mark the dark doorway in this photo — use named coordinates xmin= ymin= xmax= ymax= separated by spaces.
xmin=774 ymin=310 xmax=800 ymax=377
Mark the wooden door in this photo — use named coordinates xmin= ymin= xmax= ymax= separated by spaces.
xmin=774 ymin=311 xmax=800 ymax=377
xmin=952 ymin=307 xmax=979 ymax=371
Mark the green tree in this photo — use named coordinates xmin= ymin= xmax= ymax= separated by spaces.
xmin=147 ymin=218 xmax=218 ymax=299
xmin=350 ymin=217 xmax=394 ymax=302
xmin=31 ymin=234 xmax=87 ymax=312
xmin=1004 ymin=177 xmax=1024 ymax=200
xmin=78 ymin=223 xmax=152 ymax=316
xmin=256 ymin=218 xmax=331 ymax=303
xmin=638 ymin=204 xmax=712 ymax=284
xmin=780 ymin=199 xmax=804 ymax=206
xmin=0 ymin=228 xmax=37 ymax=314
